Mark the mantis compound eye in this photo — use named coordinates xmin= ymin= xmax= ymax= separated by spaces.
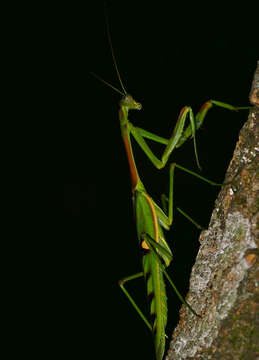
xmin=120 ymin=94 xmax=141 ymax=110
xmin=124 ymin=94 xmax=133 ymax=103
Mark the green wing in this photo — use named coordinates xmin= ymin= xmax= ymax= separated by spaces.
xmin=134 ymin=190 xmax=168 ymax=360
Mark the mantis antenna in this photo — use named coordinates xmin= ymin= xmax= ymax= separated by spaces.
xmin=90 ymin=72 xmax=124 ymax=96
xmin=105 ymin=12 xmax=127 ymax=95
xmin=90 ymin=11 xmax=128 ymax=97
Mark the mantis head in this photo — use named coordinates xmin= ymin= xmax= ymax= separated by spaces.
xmin=120 ymin=94 xmax=142 ymax=111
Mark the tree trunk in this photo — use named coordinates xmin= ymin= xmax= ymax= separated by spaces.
xmin=166 ymin=62 xmax=259 ymax=360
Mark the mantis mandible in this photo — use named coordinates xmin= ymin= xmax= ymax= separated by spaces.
xmin=92 ymin=21 xmax=249 ymax=360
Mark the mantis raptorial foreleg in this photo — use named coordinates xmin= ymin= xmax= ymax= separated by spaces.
xmin=131 ymin=100 xmax=249 ymax=171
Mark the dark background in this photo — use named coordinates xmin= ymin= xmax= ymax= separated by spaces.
xmin=39 ymin=2 xmax=257 ymax=359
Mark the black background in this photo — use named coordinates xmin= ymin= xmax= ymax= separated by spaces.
xmin=38 ymin=2 xmax=258 ymax=359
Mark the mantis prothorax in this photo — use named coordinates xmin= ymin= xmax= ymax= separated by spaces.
xmin=92 ymin=22 xmax=249 ymax=360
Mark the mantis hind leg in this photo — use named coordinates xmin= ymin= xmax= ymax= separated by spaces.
xmin=142 ymin=234 xmax=201 ymax=317
xmin=158 ymin=161 xmax=221 ymax=229
xmin=176 ymin=207 xmax=206 ymax=230
xmin=119 ymin=272 xmax=153 ymax=332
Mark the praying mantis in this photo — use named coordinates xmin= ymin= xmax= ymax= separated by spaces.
xmin=92 ymin=21 xmax=249 ymax=360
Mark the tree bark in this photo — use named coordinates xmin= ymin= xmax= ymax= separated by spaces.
xmin=166 ymin=62 xmax=259 ymax=360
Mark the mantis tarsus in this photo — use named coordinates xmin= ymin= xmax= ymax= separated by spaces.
xmin=92 ymin=22 xmax=249 ymax=360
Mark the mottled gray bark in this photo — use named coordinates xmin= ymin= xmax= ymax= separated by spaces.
xmin=166 ymin=62 xmax=259 ymax=360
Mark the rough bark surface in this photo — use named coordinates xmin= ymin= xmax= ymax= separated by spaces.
xmin=166 ymin=62 xmax=259 ymax=360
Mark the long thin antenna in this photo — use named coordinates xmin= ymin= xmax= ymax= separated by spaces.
xmin=90 ymin=72 xmax=124 ymax=96
xmin=104 ymin=10 xmax=127 ymax=95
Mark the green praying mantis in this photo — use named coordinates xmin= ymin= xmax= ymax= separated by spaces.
xmin=92 ymin=22 xmax=249 ymax=360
